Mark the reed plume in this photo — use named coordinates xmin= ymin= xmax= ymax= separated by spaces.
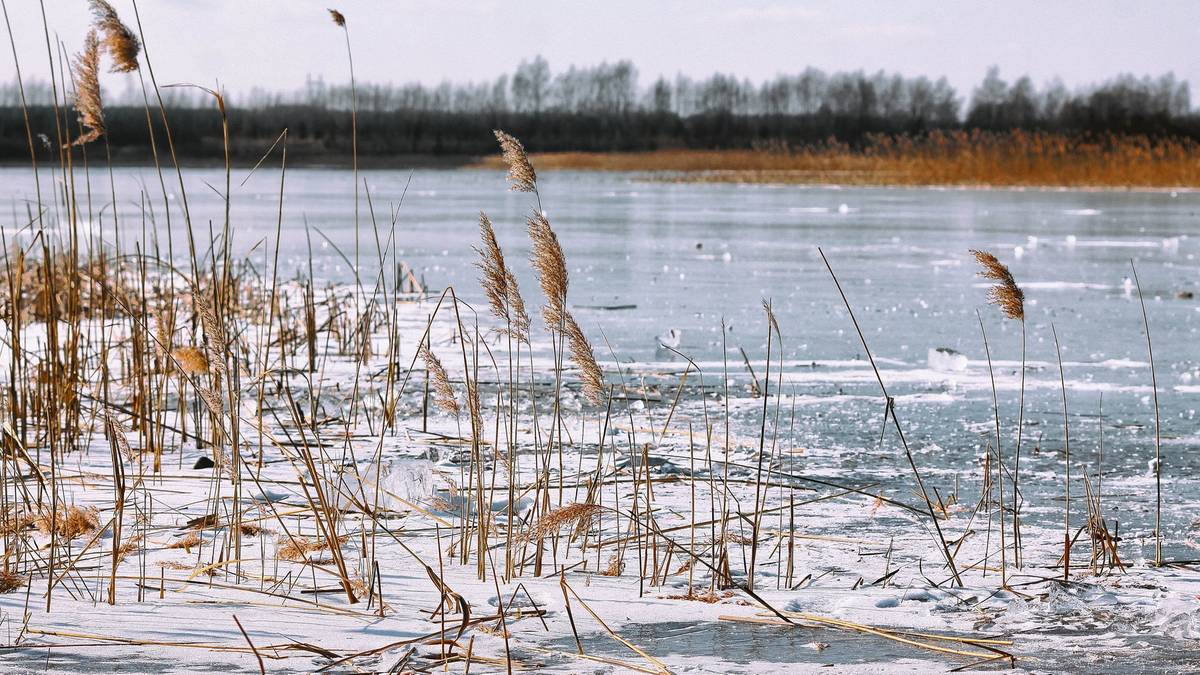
xmin=972 ymin=248 xmax=1028 ymax=574
xmin=197 ymin=386 xmax=224 ymax=418
xmin=36 ymin=506 xmax=99 ymax=540
xmin=154 ymin=302 xmax=176 ymax=355
xmin=278 ymin=534 xmax=348 ymax=561
xmin=192 ymin=290 xmax=227 ymax=377
xmin=103 ymin=411 xmax=134 ymax=462
xmin=88 ymin=0 xmax=140 ymax=72
xmin=0 ymin=570 xmax=26 ymax=594
xmin=466 ymin=376 xmax=483 ymax=438
xmin=563 ymin=311 xmax=605 ymax=404
xmin=971 ymin=249 xmax=1024 ymax=320
xmin=171 ymin=346 xmax=210 ymax=376
xmin=530 ymin=502 xmax=601 ymax=540
xmin=166 ymin=531 xmax=203 ymax=552
xmin=421 ymin=344 xmax=459 ymax=415
xmin=68 ymin=30 xmax=105 ymax=147
xmin=475 ymin=212 xmax=529 ymax=340
xmin=527 ymin=210 xmax=568 ymax=327
xmin=505 ymin=268 xmax=531 ymax=341
xmin=494 ymin=130 xmax=537 ymax=192
xmin=328 ymin=8 xmax=347 ymax=27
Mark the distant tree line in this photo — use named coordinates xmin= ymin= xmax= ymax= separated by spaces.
xmin=0 ymin=59 xmax=1194 ymax=163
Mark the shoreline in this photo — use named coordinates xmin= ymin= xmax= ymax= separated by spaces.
xmin=471 ymin=145 xmax=1200 ymax=191
xmin=1 ymin=154 xmax=1196 ymax=193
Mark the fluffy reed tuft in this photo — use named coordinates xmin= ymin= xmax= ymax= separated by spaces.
xmin=36 ymin=506 xmax=99 ymax=540
xmin=475 ymin=212 xmax=529 ymax=340
xmin=154 ymin=303 xmax=176 ymax=355
xmin=0 ymin=569 xmax=25 ymax=590
xmin=527 ymin=210 xmax=568 ymax=327
xmin=421 ymin=345 xmax=459 ymax=415
xmin=971 ymin=249 xmax=1025 ymax=320
xmin=563 ymin=311 xmax=605 ymax=404
xmin=88 ymin=0 xmax=140 ymax=72
xmin=0 ymin=570 xmax=26 ymax=594
xmin=114 ymin=538 xmax=140 ymax=563
xmin=277 ymin=536 xmax=316 ymax=561
xmin=601 ymin=552 xmax=623 ymax=576
xmin=278 ymin=535 xmax=347 ymax=561
xmin=530 ymin=502 xmax=601 ymax=540
xmin=172 ymin=346 xmax=210 ymax=376
xmin=197 ymin=386 xmax=224 ymax=417
xmin=166 ymin=531 xmax=203 ymax=552
xmin=466 ymin=377 xmax=483 ymax=437
xmin=494 ymin=130 xmax=537 ymax=192
xmin=505 ymin=268 xmax=531 ymax=341
xmin=192 ymin=291 xmax=227 ymax=378
xmin=68 ymin=30 xmax=105 ymax=147
xmin=328 ymin=8 xmax=346 ymax=27
xmin=104 ymin=411 xmax=134 ymax=461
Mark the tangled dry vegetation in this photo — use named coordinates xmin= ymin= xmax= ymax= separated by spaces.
xmin=0 ymin=3 xmax=1185 ymax=674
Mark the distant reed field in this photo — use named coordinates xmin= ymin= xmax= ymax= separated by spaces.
xmin=476 ymin=131 xmax=1200 ymax=188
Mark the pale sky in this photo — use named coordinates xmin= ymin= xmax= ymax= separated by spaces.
xmin=3 ymin=1 xmax=1198 ymax=101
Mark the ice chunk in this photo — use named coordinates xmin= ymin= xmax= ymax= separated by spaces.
xmin=927 ymin=347 xmax=968 ymax=373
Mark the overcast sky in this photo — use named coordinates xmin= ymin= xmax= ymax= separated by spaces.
xmin=3 ymin=1 xmax=1198 ymax=100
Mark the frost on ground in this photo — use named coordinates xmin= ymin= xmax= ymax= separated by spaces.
xmin=0 ymin=268 xmax=1197 ymax=675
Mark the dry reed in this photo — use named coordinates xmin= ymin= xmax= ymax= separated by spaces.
xmin=68 ymin=30 xmax=104 ymax=147
xmin=476 ymin=131 xmax=1200 ymax=188
xmin=527 ymin=211 xmax=567 ymax=325
xmin=0 ymin=570 xmax=25 ymax=593
xmin=562 ymin=311 xmax=604 ymax=405
xmin=88 ymin=0 xmax=140 ymax=72
xmin=172 ymin=346 xmax=210 ymax=375
xmin=166 ymin=532 xmax=203 ymax=552
xmin=530 ymin=503 xmax=601 ymax=541
xmin=475 ymin=212 xmax=530 ymax=340
xmin=421 ymin=344 xmax=460 ymax=415
xmin=277 ymin=535 xmax=348 ymax=562
xmin=36 ymin=506 xmax=100 ymax=540
xmin=494 ymin=130 xmax=537 ymax=192
xmin=971 ymin=250 xmax=1025 ymax=320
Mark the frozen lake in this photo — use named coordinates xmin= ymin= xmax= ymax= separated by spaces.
xmin=2 ymin=166 xmax=1198 ymax=671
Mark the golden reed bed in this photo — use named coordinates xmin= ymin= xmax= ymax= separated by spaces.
xmin=474 ymin=131 xmax=1200 ymax=189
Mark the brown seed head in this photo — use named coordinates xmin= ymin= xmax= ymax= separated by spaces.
xmin=192 ymin=290 xmax=227 ymax=378
xmin=563 ymin=311 xmax=605 ymax=405
xmin=494 ymin=129 xmax=537 ymax=192
xmin=36 ymin=506 xmax=99 ymax=540
xmin=505 ymin=269 xmax=531 ymax=342
xmin=970 ymin=249 xmax=1025 ymax=321
xmin=154 ymin=302 xmax=176 ymax=354
xmin=530 ymin=503 xmax=601 ymax=541
xmin=104 ymin=411 xmax=134 ymax=461
xmin=88 ymin=0 xmax=140 ymax=72
xmin=197 ymin=386 xmax=224 ymax=418
xmin=476 ymin=212 xmax=531 ymax=341
xmin=328 ymin=8 xmax=346 ymax=26
xmin=527 ymin=210 xmax=567 ymax=328
xmin=0 ymin=569 xmax=26 ymax=593
xmin=420 ymin=344 xmax=459 ymax=415
xmin=172 ymin=346 xmax=210 ymax=376
xmin=68 ymin=30 xmax=105 ymax=147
